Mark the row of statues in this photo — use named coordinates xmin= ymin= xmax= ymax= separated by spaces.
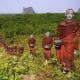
xmin=0 ymin=9 xmax=80 ymax=74
xmin=28 ymin=9 xmax=80 ymax=74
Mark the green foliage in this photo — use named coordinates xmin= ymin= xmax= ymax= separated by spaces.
xmin=0 ymin=13 xmax=80 ymax=39
xmin=0 ymin=48 xmax=29 ymax=80
xmin=5 ymin=31 xmax=15 ymax=38
xmin=0 ymin=14 xmax=80 ymax=80
xmin=0 ymin=13 xmax=64 ymax=37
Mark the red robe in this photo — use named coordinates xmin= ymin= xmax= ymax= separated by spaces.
xmin=7 ymin=46 xmax=17 ymax=55
xmin=18 ymin=47 xmax=24 ymax=56
xmin=12 ymin=46 xmax=17 ymax=55
xmin=56 ymin=19 xmax=80 ymax=69
xmin=76 ymin=22 xmax=80 ymax=39
xmin=42 ymin=36 xmax=53 ymax=60
xmin=28 ymin=38 xmax=36 ymax=55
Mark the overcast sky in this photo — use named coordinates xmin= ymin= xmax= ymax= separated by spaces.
xmin=0 ymin=0 xmax=80 ymax=13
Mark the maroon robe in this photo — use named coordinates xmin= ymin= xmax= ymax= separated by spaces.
xmin=28 ymin=38 xmax=36 ymax=55
xmin=42 ymin=36 xmax=53 ymax=60
xmin=56 ymin=19 xmax=79 ymax=70
xmin=18 ymin=46 xmax=24 ymax=56
xmin=6 ymin=46 xmax=17 ymax=55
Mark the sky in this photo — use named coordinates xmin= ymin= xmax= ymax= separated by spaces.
xmin=0 ymin=0 xmax=80 ymax=13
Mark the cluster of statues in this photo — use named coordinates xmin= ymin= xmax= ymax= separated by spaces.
xmin=0 ymin=36 xmax=24 ymax=56
xmin=0 ymin=9 xmax=80 ymax=74
xmin=28 ymin=9 xmax=80 ymax=74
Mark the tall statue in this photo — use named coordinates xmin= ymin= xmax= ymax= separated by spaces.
xmin=55 ymin=9 xmax=80 ymax=73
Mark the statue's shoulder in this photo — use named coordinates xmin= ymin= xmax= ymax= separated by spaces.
xmin=72 ymin=20 xmax=78 ymax=24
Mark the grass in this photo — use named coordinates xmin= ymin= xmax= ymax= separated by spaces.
xmin=0 ymin=36 xmax=80 ymax=80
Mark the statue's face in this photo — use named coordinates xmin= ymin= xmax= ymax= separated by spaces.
xmin=66 ymin=10 xmax=74 ymax=20
xmin=45 ymin=32 xmax=50 ymax=37
xmin=30 ymin=35 xmax=34 ymax=38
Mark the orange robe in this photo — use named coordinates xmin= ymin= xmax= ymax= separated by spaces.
xmin=42 ymin=36 xmax=53 ymax=60
xmin=56 ymin=20 xmax=79 ymax=69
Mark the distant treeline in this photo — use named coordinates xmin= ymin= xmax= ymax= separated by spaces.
xmin=0 ymin=13 xmax=80 ymax=39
